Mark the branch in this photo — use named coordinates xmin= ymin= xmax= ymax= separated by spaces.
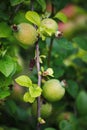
xmin=30 ymin=1 xmax=41 ymax=129
xmin=30 ymin=0 xmax=34 ymax=11
xmin=14 ymin=4 xmax=22 ymax=13
xmin=36 ymin=41 xmax=42 ymax=130
xmin=30 ymin=1 xmax=42 ymax=129
xmin=9 ymin=3 xmax=22 ymax=24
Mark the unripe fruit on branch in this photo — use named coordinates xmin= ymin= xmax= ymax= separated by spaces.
xmin=42 ymin=79 xmax=65 ymax=102
xmin=13 ymin=23 xmax=38 ymax=46
xmin=31 ymin=101 xmax=52 ymax=119
xmin=56 ymin=112 xmax=76 ymax=129
xmin=56 ymin=112 xmax=73 ymax=123
xmin=41 ymin=18 xmax=58 ymax=36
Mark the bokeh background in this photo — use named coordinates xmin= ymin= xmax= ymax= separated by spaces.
xmin=0 ymin=0 xmax=87 ymax=130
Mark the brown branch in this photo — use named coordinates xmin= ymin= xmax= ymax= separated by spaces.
xmin=30 ymin=1 xmax=41 ymax=130
xmin=30 ymin=1 xmax=41 ymax=129
xmin=36 ymin=41 xmax=42 ymax=130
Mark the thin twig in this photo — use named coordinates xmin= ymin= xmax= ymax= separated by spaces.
xmin=9 ymin=3 xmax=22 ymax=24
xmin=31 ymin=1 xmax=41 ymax=129
xmin=36 ymin=41 xmax=42 ymax=130
xmin=14 ymin=4 xmax=22 ymax=13
xmin=31 ymin=0 xmax=34 ymax=11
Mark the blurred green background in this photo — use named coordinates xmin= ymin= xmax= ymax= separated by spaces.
xmin=0 ymin=0 xmax=87 ymax=130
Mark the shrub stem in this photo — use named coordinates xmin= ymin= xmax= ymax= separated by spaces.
xmin=36 ymin=41 xmax=41 ymax=130
xmin=30 ymin=1 xmax=41 ymax=129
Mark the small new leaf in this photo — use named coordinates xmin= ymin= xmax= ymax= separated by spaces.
xmin=37 ymin=28 xmax=46 ymax=40
xmin=29 ymin=84 xmax=42 ymax=97
xmin=41 ymin=66 xmax=44 ymax=72
xmin=39 ymin=55 xmax=46 ymax=64
xmin=23 ymin=92 xmax=35 ymax=103
xmin=38 ymin=117 xmax=46 ymax=124
xmin=46 ymin=68 xmax=54 ymax=77
xmin=39 ymin=57 xmax=43 ymax=63
xmin=42 ymin=68 xmax=54 ymax=77
xmin=25 ymin=11 xmax=41 ymax=27
xmin=54 ymin=12 xmax=68 ymax=23
xmin=15 ymin=75 xmax=32 ymax=87
xmin=40 ymin=55 xmax=46 ymax=59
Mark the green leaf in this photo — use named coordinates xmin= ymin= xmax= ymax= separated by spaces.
xmin=10 ymin=0 xmax=24 ymax=6
xmin=54 ymin=12 xmax=68 ymax=23
xmin=0 ymin=22 xmax=11 ymax=38
xmin=38 ymin=117 xmax=46 ymax=124
xmin=76 ymin=91 xmax=87 ymax=116
xmin=0 ymin=55 xmax=16 ymax=77
xmin=66 ymin=80 xmax=79 ymax=98
xmin=82 ymin=54 xmax=87 ymax=62
xmin=15 ymin=75 xmax=32 ymax=87
xmin=39 ymin=26 xmax=56 ymax=37
xmin=59 ymin=120 xmax=75 ymax=130
xmin=13 ymin=11 xmax=29 ymax=24
xmin=29 ymin=84 xmax=42 ymax=97
xmin=0 ymin=73 xmax=12 ymax=88
xmin=0 ymin=11 xmax=9 ymax=20
xmin=36 ymin=0 xmax=46 ymax=12
xmin=0 ymin=127 xmax=4 ymax=130
xmin=25 ymin=11 xmax=41 ymax=26
xmin=23 ymin=92 xmax=35 ymax=103
xmin=73 ymin=37 xmax=87 ymax=51
xmin=5 ymin=100 xmax=17 ymax=115
xmin=10 ymin=61 xmax=18 ymax=76
xmin=78 ymin=116 xmax=87 ymax=128
xmin=0 ymin=90 xmax=10 ymax=99
xmin=46 ymin=68 xmax=54 ymax=77
xmin=54 ymin=38 xmax=74 ymax=50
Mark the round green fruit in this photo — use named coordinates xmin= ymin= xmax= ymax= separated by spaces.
xmin=41 ymin=18 xmax=58 ymax=36
xmin=56 ymin=112 xmax=77 ymax=129
xmin=14 ymin=23 xmax=38 ymax=46
xmin=42 ymin=79 xmax=65 ymax=102
xmin=56 ymin=112 xmax=75 ymax=123
xmin=31 ymin=101 xmax=52 ymax=119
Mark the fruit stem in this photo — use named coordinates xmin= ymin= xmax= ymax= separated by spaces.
xmin=36 ymin=41 xmax=42 ymax=130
